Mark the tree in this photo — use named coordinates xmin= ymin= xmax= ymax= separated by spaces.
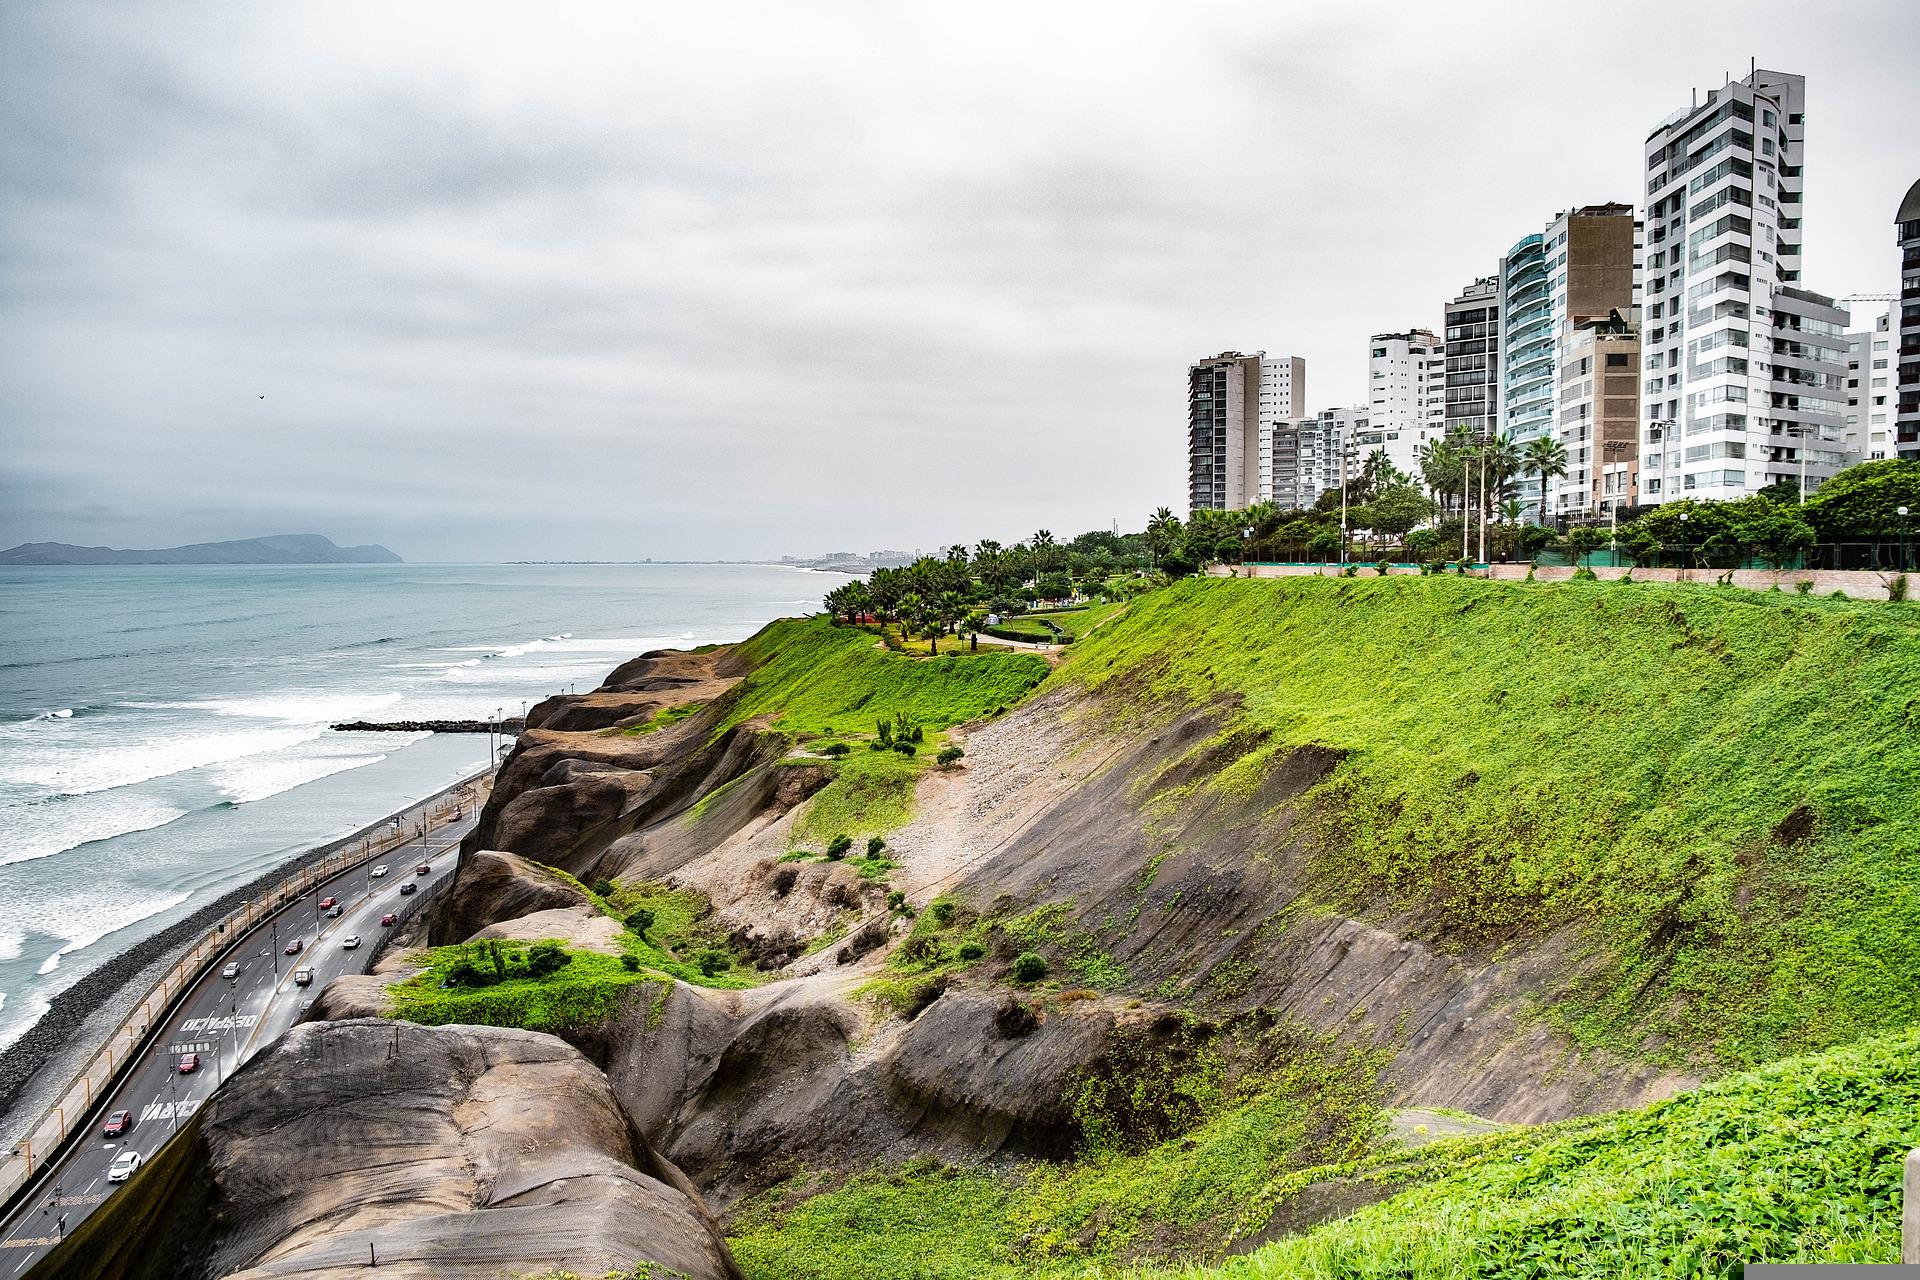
xmin=1356 ymin=484 xmax=1434 ymax=553
xmin=1802 ymin=460 xmax=1920 ymax=542
xmin=1521 ymin=436 xmax=1569 ymax=524
xmin=1564 ymin=526 xmax=1608 ymax=566
xmin=624 ymin=906 xmax=655 ymax=938
xmin=1144 ymin=507 xmax=1180 ymax=570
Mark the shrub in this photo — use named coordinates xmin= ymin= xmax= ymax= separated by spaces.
xmin=900 ymin=933 xmax=943 ymax=965
xmin=826 ymin=833 xmax=854 ymax=858
xmin=619 ymin=953 xmax=641 ymax=972
xmin=1011 ymin=951 xmax=1050 ymax=983
xmin=525 ymin=941 xmax=571 ymax=978
xmin=623 ymin=906 xmax=655 ymax=938
xmin=893 ymin=741 xmax=917 ymax=756
xmin=1831 ymin=589 xmax=1848 ymax=600
xmin=1340 ymin=564 xmax=1358 ymax=578
xmin=1796 ymin=579 xmax=1815 ymax=594
xmin=1891 ymin=574 xmax=1910 ymax=602
xmin=695 ymin=949 xmax=732 ymax=977
xmin=1375 ymin=559 xmax=1392 ymax=575
xmin=936 ymin=745 xmax=965 ymax=767
xmin=958 ymin=942 xmax=986 ymax=961
xmin=887 ymin=890 xmax=908 ymax=911
xmin=592 ymin=879 xmax=615 ymax=898
xmin=821 ymin=742 xmax=850 ymax=757
xmin=866 ymin=835 xmax=886 ymax=856
xmin=929 ymin=899 xmax=957 ymax=926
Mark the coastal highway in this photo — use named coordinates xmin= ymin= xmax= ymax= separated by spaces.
xmin=0 ymin=813 xmax=474 ymax=1275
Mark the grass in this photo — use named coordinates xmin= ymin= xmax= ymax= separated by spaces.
xmin=1055 ymin=576 xmax=1920 ymax=1068
xmin=1026 ymin=600 xmax=1129 ymax=639
xmin=727 ymin=1027 xmax=1391 ymax=1279
xmin=603 ymin=878 xmax=761 ymax=989
xmin=792 ymin=746 xmax=927 ymax=845
xmin=1171 ymin=1025 xmax=1920 ymax=1278
xmin=722 ymin=616 xmax=1047 ymax=738
xmin=727 ymin=1026 xmax=1920 ymax=1278
xmin=388 ymin=943 xmax=667 ymax=1034
xmin=617 ymin=699 xmax=703 ymax=735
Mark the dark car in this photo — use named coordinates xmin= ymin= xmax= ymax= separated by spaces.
xmin=177 ymin=1052 xmax=200 ymax=1075
xmin=414 ymin=864 xmax=431 ymax=876
xmin=284 ymin=938 xmax=304 ymax=955
xmin=380 ymin=912 xmax=397 ymax=926
xmin=102 ymin=1109 xmax=132 ymax=1138
xmin=325 ymin=904 xmax=344 ymax=918
xmin=399 ymin=882 xmax=417 ymax=896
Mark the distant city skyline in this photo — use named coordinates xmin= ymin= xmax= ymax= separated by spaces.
xmin=3 ymin=2 xmax=1916 ymax=559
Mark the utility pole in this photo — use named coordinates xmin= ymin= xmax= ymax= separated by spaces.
xmin=1339 ymin=444 xmax=1348 ymax=569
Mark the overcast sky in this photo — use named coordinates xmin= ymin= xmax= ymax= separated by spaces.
xmin=3 ymin=1 xmax=1915 ymax=562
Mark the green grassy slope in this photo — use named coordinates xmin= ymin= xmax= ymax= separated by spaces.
xmin=723 ymin=617 xmax=1048 ymax=737
xmin=1058 ymin=576 xmax=1920 ymax=1067
xmin=727 ymin=1028 xmax=1919 ymax=1277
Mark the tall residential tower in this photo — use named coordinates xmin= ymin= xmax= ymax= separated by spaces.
xmin=1186 ymin=351 xmax=1306 ymax=512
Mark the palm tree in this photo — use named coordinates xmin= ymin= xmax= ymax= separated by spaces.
xmin=1145 ymin=508 xmax=1178 ymax=569
xmin=1031 ymin=529 xmax=1057 ymax=580
xmin=1521 ymin=436 xmax=1570 ymax=525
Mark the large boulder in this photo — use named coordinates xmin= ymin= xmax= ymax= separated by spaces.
xmin=427 ymin=849 xmax=591 ymax=947
xmin=37 ymin=1019 xmax=742 ymax=1280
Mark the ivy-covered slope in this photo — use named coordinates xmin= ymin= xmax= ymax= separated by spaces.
xmin=1054 ymin=576 xmax=1920 ymax=1067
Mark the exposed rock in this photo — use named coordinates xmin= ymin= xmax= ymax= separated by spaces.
xmin=427 ymin=849 xmax=591 ymax=947
xmin=300 ymin=974 xmax=389 ymax=1022
xmin=36 ymin=1020 xmax=742 ymax=1280
xmin=471 ymin=905 xmax=625 ymax=954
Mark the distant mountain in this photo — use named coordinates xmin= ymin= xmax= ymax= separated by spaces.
xmin=0 ymin=534 xmax=403 ymax=566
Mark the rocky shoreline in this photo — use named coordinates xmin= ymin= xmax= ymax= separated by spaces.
xmin=332 ymin=718 xmax=526 ymax=733
xmin=0 ymin=771 xmax=486 ymax=1139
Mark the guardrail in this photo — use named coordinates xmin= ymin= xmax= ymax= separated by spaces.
xmin=0 ymin=779 xmax=484 ymax=1209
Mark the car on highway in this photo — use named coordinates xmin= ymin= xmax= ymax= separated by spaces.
xmin=399 ymin=882 xmax=417 ymax=896
xmin=177 ymin=1052 xmax=200 ymax=1074
xmin=102 ymin=1109 xmax=132 ymax=1138
xmin=415 ymin=863 xmax=432 ymax=876
xmin=325 ymin=904 xmax=344 ymax=918
xmin=341 ymin=935 xmax=361 ymax=950
xmin=222 ymin=961 xmax=240 ymax=979
xmin=284 ymin=938 xmax=304 ymax=955
xmin=293 ymin=967 xmax=315 ymax=987
xmin=380 ymin=913 xmax=397 ymax=926
xmin=370 ymin=864 xmax=390 ymax=878
xmin=318 ymin=896 xmax=338 ymax=910
xmin=106 ymin=1149 xmax=143 ymax=1183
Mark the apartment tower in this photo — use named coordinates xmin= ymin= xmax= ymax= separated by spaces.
xmin=1640 ymin=68 xmax=1850 ymax=501
xmin=1443 ymin=276 xmax=1502 ymax=441
xmin=1187 ymin=351 xmax=1306 ymax=512
xmin=1846 ymin=310 xmax=1895 ymax=460
xmin=1898 ymin=179 xmax=1920 ymax=459
xmin=1366 ymin=329 xmax=1444 ymax=478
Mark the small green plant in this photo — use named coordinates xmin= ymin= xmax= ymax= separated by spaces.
xmin=875 ymin=718 xmax=893 ymax=747
xmin=623 ymin=906 xmax=655 ymax=938
xmin=525 ymin=941 xmax=571 ymax=978
xmin=1796 ymin=579 xmax=1815 ymax=594
xmin=1012 ymin=951 xmax=1049 ymax=984
xmin=1340 ymin=564 xmax=1358 ymax=577
xmin=958 ymin=942 xmax=986 ymax=961
xmin=936 ymin=745 xmax=965 ymax=767
xmin=619 ymin=953 xmax=640 ymax=972
xmin=887 ymin=890 xmax=908 ymax=911
xmin=866 ymin=835 xmax=886 ymax=856
xmin=821 ymin=742 xmax=851 ymax=757
xmin=929 ymin=899 xmax=956 ymax=926
xmin=893 ymin=740 xmax=917 ymax=756
xmin=695 ymin=949 xmax=731 ymax=977
xmin=1375 ymin=558 xmax=1392 ymax=575
xmin=1830 ymin=588 xmax=1848 ymax=600
xmin=1890 ymin=574 xmax=1909 ymax=602
xmin=826 ymin=833 xmax=854 ymax=859
xmin=592 ymin=879 xmax=615 ymax=898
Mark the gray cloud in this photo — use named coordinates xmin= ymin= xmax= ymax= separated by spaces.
xmin=2 ymin=0 xmax=1917 ymax=561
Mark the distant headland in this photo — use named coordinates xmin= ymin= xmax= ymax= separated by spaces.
xmin=0 ymin=533 xmax=402 ymax=566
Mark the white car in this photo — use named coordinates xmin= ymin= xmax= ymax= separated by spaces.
xmin=370 ymin=864 xmax=390 ymax=878
xmin=106 ymin=1149 xmax=143 ymax=1183
xmin=221 ymin=961 xmax=240 ymax=979
xmin=341 ymin=935 xmax=361 ymax=950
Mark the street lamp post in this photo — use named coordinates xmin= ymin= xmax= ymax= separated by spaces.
xmin=1677 ymin=511 xmax=1690 ymax=582
xmin=1899 ymin=505 xmax=1911 ymax=575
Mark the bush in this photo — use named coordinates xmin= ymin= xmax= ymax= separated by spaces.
xmin=619 ymin=953 xmax=641 ymax=972
xmin=866 ymin=835 xmax=886 ymax=856
xmin=1891 ymin=574 xmax=1910 ymax=603
xmin=826 ymin=833 xmax=854 ymax=858
xmin=695 ymin=949 xmax=731 ymax=977
xmin=958 ymin=942 xmax=986 ymax=961
xmin=1796 ymin=579 xmax=1815 ymax=594
xmin=929 ymin=899 xmax=957 ymax=926
xmin=936 ymin=745 xmax=965 ymax=767
xmin=868 ymin=739 xmax=890 ymax=751
xmin=623 ymin=906 xmax=655 ymax=938
xmin=893 ymin=741 xmax=917 ymax=756
xmin=900 ymin=933 xmax=942 ymax=965
xmin=592 ymin=879 xmax=615 ymax=898
xmin=887 ymin=890 xmax=908 ymax=911
xmin=525 ymin=941 xmax=571 ymax=978
xmin=821 ymin=742 xmax=851 ymax=757
xmin=1011 ymin=951 xmax=1049 ymax=984
xmin=1375 ymin=558 xmax=1392 ymax=575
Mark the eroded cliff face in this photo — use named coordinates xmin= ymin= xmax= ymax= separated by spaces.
xmin=38 ymin=1020 xmax=741 ymax=1280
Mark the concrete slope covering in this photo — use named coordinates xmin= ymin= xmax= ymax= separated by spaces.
xmin=37 ymin=1019 xmax=741 ymax=1280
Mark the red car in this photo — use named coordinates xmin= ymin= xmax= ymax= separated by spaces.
xmin=380 ymin=912 xmax=397 ymax=926
xmin=414 ymin=864 xmax=431 ymax=876
xmin=284 ymin=938 xmax=304 ymax=955
xmin=102 ymin=1109 xmax=132 ymax=1138
xmin=177 ymin=1052 xmax=200 ymax=1075
xmin=318 ymin=896 xmax=338 ymax=910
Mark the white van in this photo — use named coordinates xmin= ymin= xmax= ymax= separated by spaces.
xmin=293 ymin=966 xmax=315 ymax=987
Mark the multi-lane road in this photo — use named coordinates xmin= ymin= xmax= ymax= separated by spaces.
xmin=0 ymin=813 xmax=475 ymax=1275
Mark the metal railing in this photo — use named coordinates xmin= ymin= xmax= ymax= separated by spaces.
xmin=0 ymin=780 xmax=483 ymax=1210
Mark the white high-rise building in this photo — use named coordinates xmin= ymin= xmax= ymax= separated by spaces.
xmin=1273 ymin=406 xmax=1367 ymax=511
xmin=1187 ymin=351 xmax=1306 ymax=512
xmin=1640 ymin=68 xmax=1851 ymax=502
xmin=1845 ymin=309 xmax=1895 ymax=460
xmin=1367 ymin=330 xmax=1444 ymax=478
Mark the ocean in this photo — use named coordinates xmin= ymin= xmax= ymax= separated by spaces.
xmin=0 ymin=562 xmax=849 ymax=1052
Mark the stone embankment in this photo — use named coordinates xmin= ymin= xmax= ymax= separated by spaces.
xmin=331 ymin=717 xmax=526 ymax=733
